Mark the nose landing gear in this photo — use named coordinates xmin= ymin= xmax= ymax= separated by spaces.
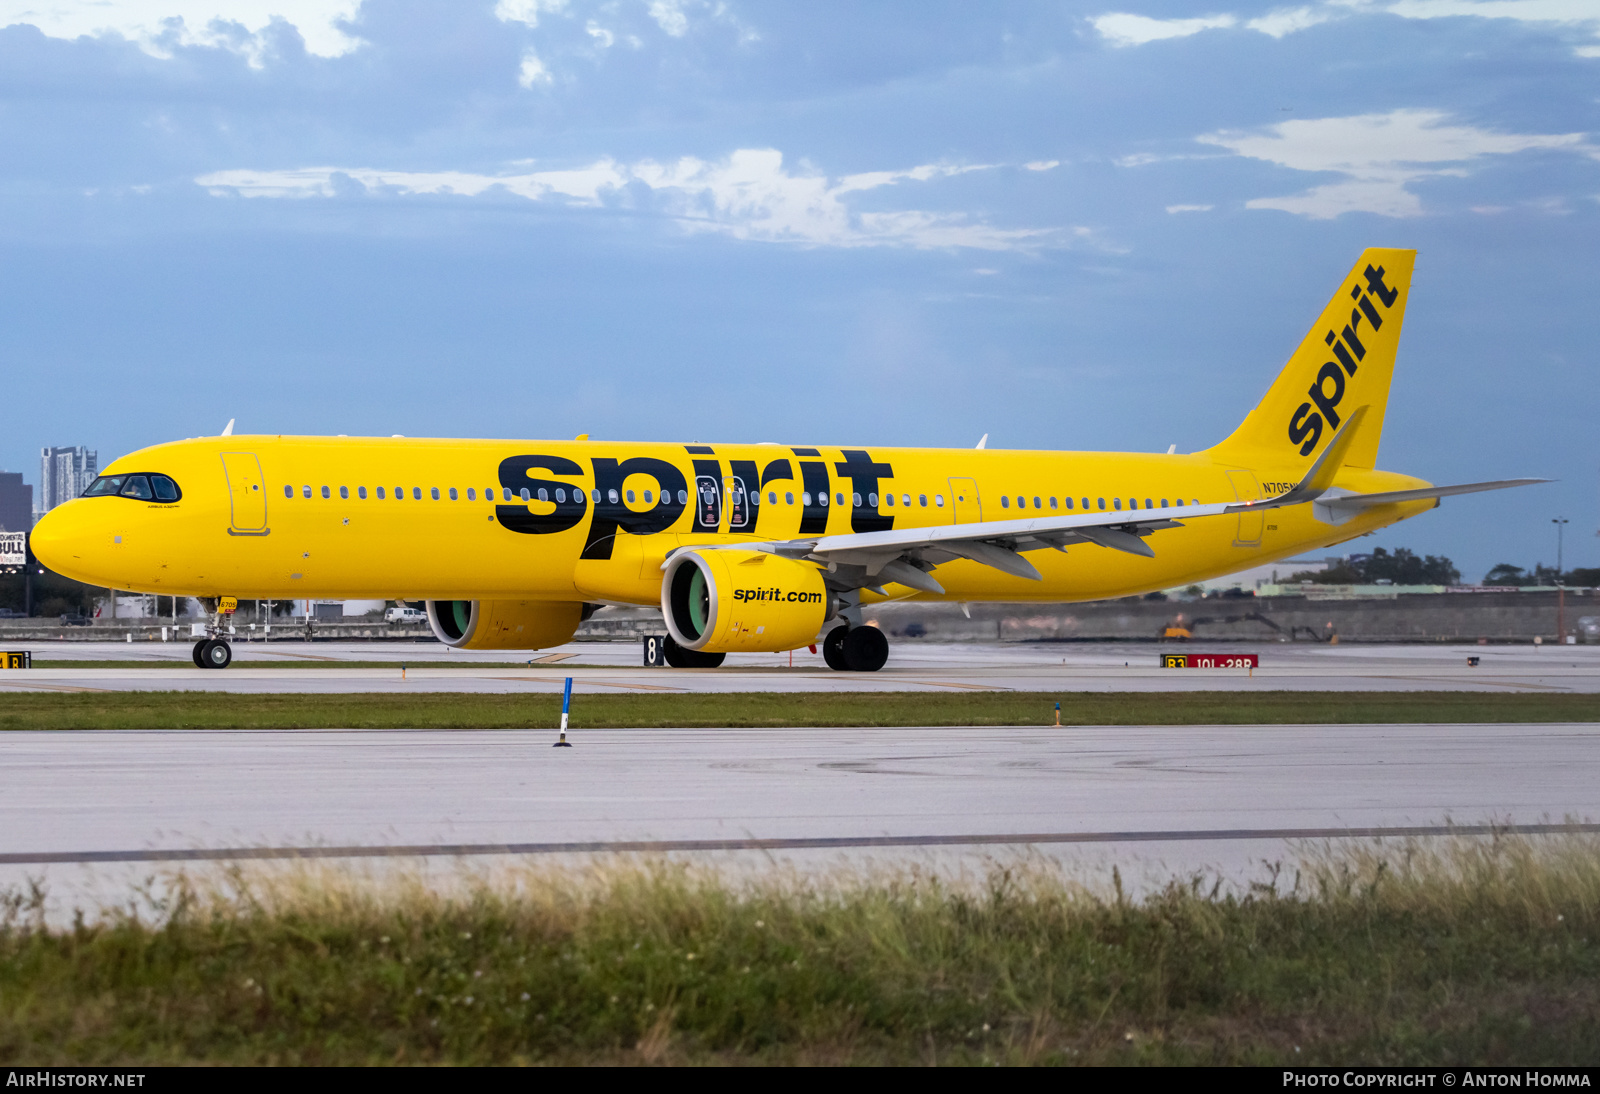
xmin=190 ymin=597 xmax=236 ymax=669
xmin=192 ymin=638 xmax=233 ymax=669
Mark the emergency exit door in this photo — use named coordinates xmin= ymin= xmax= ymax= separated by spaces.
xmin=1225 ymin=470 xmax=1263 ymax=547
xmin=221 ymin=452 xmax=269 ymax=535
xmin=948 ymin=478 xmax=982 ymax=524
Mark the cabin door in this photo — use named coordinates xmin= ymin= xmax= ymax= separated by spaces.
xmin=1225 ymin=470 xmax=1263 ymax=547
xmin=221 ymin=452 xmax=269 ymax=536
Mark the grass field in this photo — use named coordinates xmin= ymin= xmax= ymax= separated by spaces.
xmin=0 ymin=689 xmax=1596 ymax=730
xmin=2 ymin=836 xmax=1597 ymax=1065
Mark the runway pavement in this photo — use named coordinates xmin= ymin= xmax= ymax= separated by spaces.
xmin=1 ymin=722 xmax=1595 ymax=914
xmin=3 ymin=639 xmax=1599 ymax=693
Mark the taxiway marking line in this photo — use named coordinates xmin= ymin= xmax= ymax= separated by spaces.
xmin=0 ymin=681 xmax=110 ymax=693
xmin=7 ymin=823 xmax=1596 ymax=865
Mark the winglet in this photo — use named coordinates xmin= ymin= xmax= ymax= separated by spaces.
xmin=1234 ymin=405 xmax=1367 ymax=512
xmin=975 ymin=433 xmax=988 ymax=450
xmin=220 ymin=418 xmax=235 ymax=437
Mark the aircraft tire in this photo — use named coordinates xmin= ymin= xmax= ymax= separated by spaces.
xmin=191 ymin=640 xmax=208 ymax=668
xmin=201 ymin=640 xmax=233 ymax=669
xmin=822 ymin=625 xmax=851 ymax=671
xmin=662 ymin=635 xmax=726 ymax=669
xmin=662 ymin=635 xmax=692 ymax=668
xmin=842 ymin=625 xmax=889 ymax=672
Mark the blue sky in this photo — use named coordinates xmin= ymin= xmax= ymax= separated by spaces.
xmin=2 ymin=0 xmax=1597 ymax=580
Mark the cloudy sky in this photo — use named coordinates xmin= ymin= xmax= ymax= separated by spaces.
xmin=2 ymin=0 xmax=1596 ymax=579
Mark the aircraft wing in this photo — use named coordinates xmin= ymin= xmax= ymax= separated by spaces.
xmin=730 ymin=501 xmax=1236 ymax=594
xmin=673 ymin=410 xmax=1547 ymax=593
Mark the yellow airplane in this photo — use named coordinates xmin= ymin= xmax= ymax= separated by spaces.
xmin=29 ymin=248 xmax=1540 ymax=671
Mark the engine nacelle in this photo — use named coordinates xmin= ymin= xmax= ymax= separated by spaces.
xmin=662 ymin=549 xmax=830 ymax=653
xmin=426 ymin=599 xmax=585 ymax=650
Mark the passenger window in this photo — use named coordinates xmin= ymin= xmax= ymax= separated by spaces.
xmin=397 ymin=487 xmax=404 ymax=499
xmin=358 ymin=486 xmax=367 ymax=500
xmin=802 ymin=492 xmax=813 ymax=506
xmin=537 ymin=488 xmax=548 ymax=502
xmin=1114 ymin=498 xmax=1122 ymax=510
xmin=1049 ymin=497 xmax=1057 ymax=509
xmin=591 ymin=489 xmax=601 ymax=503
xmin=885 ymin=494 xmax=894 ymax=506
xmin=609 ymin=489 xmax=621 ymax=504
xmin=767 ymin=491 xmax=776 ymax=504
xmin=935 ymin=495 xmax=944 ymax=507
xmin=121 ymin=475 xmax=154 ymax=500
xmin=1001 ymin=496 xmax=1010 ymax=509
xmin=339 ymin=486 xmax=349 ymax=500
xmin=678 ymin=490 xmax=689 ymax=505
xmin=642 ymin=490 xmax=651 ymax=503
xmin=303 ymin=485 xmax=312 ymax=498
xmin=447 ymin=488 xmax=456 ymax=500
xmin=521 ymin=488 xmax=532 ymax=502
xmin=466 ymin=488 xmax=475 ymax=501
xmin=837 ymin=493 xmax=846 ymax=506
xmin=902 ymin=494 xmax=911 ymax=507
xmin=411 ymin=488 xmax=420 ymax=500
xmin=785 ymin=491 xmax=794 ymax=504
xmin=503 ymin=488 xmax=512 ymax=501
xmin=1065 ymin=498 xmax=1074 ymax=510
xmin=919 ymin=494 xmax=927 ymax=507
xmin=819 ymin=492 xmax=828 ymax=507
xmin=377 ymin=487 xmax=385 ymax=499
xmin=283 ymin=485 xmax=293 ymax=499
xmin=1145 ymin=498 xmax=1153 ymax=509
xmin=866 ymin=492 xmax=875 ymax=506
xmin=1033 ymin=497 xmax=1040 ymax=509
xmin=321 ymin=486 xmax=330 ymax=499
xmin=1082 ymin=498 xmax=1089 ymax=510
xmin=152 ymin=475 xmax=179 ymax=501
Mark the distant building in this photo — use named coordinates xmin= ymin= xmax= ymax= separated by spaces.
xmin=0 ymin=472 xmax=31 ymax=533
xmin=37 ymin=446 xmax=97 ymax=519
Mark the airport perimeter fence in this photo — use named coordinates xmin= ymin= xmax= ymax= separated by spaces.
xmin=0 ymin=591 xmax=1593 ymax=645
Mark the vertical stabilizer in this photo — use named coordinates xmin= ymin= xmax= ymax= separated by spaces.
xmin=1207 ymin=248 xmax=1414 ymax=471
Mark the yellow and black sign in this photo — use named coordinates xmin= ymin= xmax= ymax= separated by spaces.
xmin=3 ymin=651 xmax=32 ymax=670
xmin=219 ymin=596 xmax=238 ymax=614
xmin=1161 ymin=652 xmax=1259 ymax=669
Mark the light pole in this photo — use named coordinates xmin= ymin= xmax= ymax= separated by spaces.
xmin=1553 ymin=517 xmax=1570 ymax=644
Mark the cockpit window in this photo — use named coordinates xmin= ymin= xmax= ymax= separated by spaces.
xmin=82 ymin=473 xmax=182 ymax=502
xmin=83 ymin=475 xmax=124 ymax=497
xmin=120 ymin=476 xmax=154 ymax=500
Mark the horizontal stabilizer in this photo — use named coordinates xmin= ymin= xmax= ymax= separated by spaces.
xmin=1312 ymin=478 xmax=1548 ymax=525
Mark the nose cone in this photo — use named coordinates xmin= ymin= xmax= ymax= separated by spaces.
xmin=28 ymin=501 xmax=110 ymax=585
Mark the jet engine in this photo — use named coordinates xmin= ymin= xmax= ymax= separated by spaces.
xmin=426 ymin=599 xmax=586 ymax=650
xmin=661 ymin=549 xmax=830 ymax=654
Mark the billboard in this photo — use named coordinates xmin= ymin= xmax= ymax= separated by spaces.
xmin=0 ymin=532 xmax=25 ymax=574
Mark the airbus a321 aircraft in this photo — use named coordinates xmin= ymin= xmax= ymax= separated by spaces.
xmin=29 ymin=248 xmax=1540 ymax=671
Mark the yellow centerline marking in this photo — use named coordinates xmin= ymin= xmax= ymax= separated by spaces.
xmin=0 ymin=681 xmax=111 ymax=693
xmin=917 ymin=680 xmax=1013 ymax=691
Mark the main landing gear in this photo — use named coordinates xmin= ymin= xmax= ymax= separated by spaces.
xmin=192 ymin=638 xmax=232 ymax=669
xmin=822 ymin=624 xmax=888 ymax=672
xmin=662 ymin=634 xmax=726 ymax=669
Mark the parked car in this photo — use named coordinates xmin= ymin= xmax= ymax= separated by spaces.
xmin=385 ymin=606 xmax=427 ymax=624
xmin=58 ymin=613 xmax=93 ymax=626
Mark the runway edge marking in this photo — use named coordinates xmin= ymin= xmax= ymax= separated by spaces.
xmin=6 ymin=822 xmax=1598 ymax=865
